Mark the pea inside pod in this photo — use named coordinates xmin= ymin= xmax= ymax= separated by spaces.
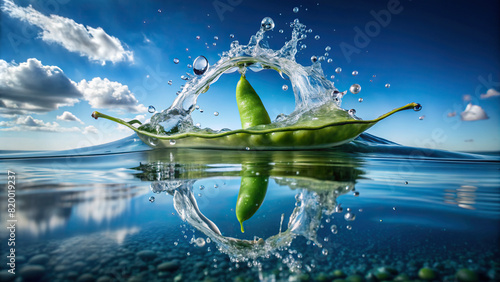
xmin=235 ymin=163 xmax=270 ymax=233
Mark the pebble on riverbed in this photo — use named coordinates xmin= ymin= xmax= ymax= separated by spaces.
xmin=456 ymin=268 xmax=479 ymax=282
xmin=157 ymin=260 xmax=180 ymax=272
xmin=20 ymin=265 xmax=46 ymax=280
xmin=418 ymin=267 xmax=437 ymax=280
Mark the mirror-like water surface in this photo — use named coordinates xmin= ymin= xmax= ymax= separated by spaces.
xmin=1 ymin=136 xmax=499 ymax=281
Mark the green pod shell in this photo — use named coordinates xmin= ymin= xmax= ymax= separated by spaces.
xmin=236 ymin=75 xmax=271 ymax=129
xmin=92 ymin=102 xmax=420 ymax=150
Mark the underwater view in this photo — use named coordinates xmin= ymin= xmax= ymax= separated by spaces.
xmin=1 ymin=0 xmax=499 ymax=281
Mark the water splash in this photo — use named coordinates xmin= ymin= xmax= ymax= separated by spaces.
xmin=146 ymin=18 xmax=344 ymax=135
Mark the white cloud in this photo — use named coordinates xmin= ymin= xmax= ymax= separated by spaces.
xmin=82 ymin=125 xmax=98 ymax=134
xmin=117 ymin=114 xmax=148 ymax=131
xmin=2 ymin=0 xmax=133 ymax=64
xmin=460 ymin=103 xmax=489 ymax=121
xmin=480 ymin=88 xmax=500 ymax=99
xmin=0 ymin=115 xmax=80 ymax=132
xmin=57 ymin=111 xmax=84 ymax=124
xmin=463 ymin=94 xmax=472 ymax=102
xmin=78 ymin=77 xmax=147 ymax=113
xmin=0 ymin=59 xmax=147 ymax=116
xmin=0 ymin=58 xmax=81 ymax=114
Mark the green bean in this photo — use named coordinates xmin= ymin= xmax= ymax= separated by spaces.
xmin=236 ymin=75 xmax=271 ymax=129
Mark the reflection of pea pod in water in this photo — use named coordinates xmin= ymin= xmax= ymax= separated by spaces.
xmin=235 ymin=163 xmax=270 ymax=233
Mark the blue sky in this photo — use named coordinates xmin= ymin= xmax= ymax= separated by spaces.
xmin=0 ymin=0 xmax=498 ymax=152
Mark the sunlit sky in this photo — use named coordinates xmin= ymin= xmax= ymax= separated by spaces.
xmin=0 ymin=0 xmax=499 ymax=152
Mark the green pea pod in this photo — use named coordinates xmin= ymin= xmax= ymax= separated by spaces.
xmin=92 ymin=102 xmax=421 ymax=150
xmin=236 ymin=75 xmax=271 ymax=129
xmin=235 ymin=164 xmax=269 ymax=233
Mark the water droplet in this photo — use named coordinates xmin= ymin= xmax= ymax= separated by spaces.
xmin=199 ymin=109 xmax=204 ymax=113
xmin=196 ymin=35 xmax=200 ymax=40
xmin=279 ymin=29 xmax=284 ymax=33
xmin=346 ymin=225 xmax=352 ymax=230
xmin=405 ymin=181 xmax=409 ymax=184
xmin=419 ymin=115 xmax=425 ymax=120
xmin=158 ymin=9 xmax=162 ymax=13
xmin=307 ymin=29 xmax=313 ymax=33
xmin=330 ymin=75 xmax=335 ymax=79
xmin=282 ymin=85 xmax=288 ymax=91
xmin=211 ymin=111 xmax=218 ymax=117
xmin=181 ymin=75 xmax=188 ymax=80
xmin=168 ymin=80 xmax=172 ymax=85
xmin=385 ymin=83 xmax=391 ymax=88
xmin=335 ymin=67 xmax=342 ymax=73
xmin=344 ymin=212 xmax=356 ymax=221
xmin=352 ymin=70 xmax=358 ymax=76
xmin=148 ymin=137 xmax=158 ymax=146
xmin=195 ymin=237 xmax=206 ymax=247
xmin=149 ymin=196 xmax=155 ymax=203
xmin=245 ymin=147 xmax=250 ymax=151
xmin=300 ymin=44 xmax=307 ymax=50
xmin=335 ymin=205 xmax=343 ymax=213
xmin=413 ymin=103 xmax=422 ymax=111
xmin=353 ymin=191 xmax=360 ymax=196
xmin=348 ymin=109 xmax=356 ymax=115
xmin=230 ymin=34 xmax=234 ymax=38
xmin=327 ymin=58 xmax=333 ymax=64
xmin=323 ymin=236 xmax=329 ymax=242
xmin=173 ymin=242 xmax=178 ymax=246
xmin=193 ymin=56 xmax=209 ymax=75
xmin=318 ymin=56 xmax=325 ymax=62
xmin=322 ymin=249 xmax=328 ymax=256
xmin=314 ymin=35 xmax=320 ymax=40
xmin=358 ymin=98 xmax=363 ymax=103
xmin=325 ymin=46 xmax=331 ymax=51
xmin=214 ymin=36 xmax=218 ymax=40
xmin=169 ymin=139 xmax=176 ymax=145
xmin=173 ymin=58 xmax=179 ymax=64
xmin=310 ymin=56 xmax=318 ymax=63
xmin=212 ymin=42 xmax=216 ymax=46
xmin=330 ymin=225 xmax=338 ymax=234
xmin=350 ymin=84 xmax=361 ymax=94
xmin=393 ymin=207 xmax=396 ymax=210
xmin=325 ymin=218 xmax=330 ymax=223
xmin=261 ymin=17 xmax=275 ymax=31
xmin=324 ymin=52 xmax=329 ymax=57
xmin=293 ymin=7 xmax=299 ymax=13
xmin=148 ymin=105 xmax=156 ymax=113
xmin=198 ymin=193 xmax=202 ymax=197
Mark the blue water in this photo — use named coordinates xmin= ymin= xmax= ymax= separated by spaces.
xmin=0 ymin=134 xmax=499 ymax=281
